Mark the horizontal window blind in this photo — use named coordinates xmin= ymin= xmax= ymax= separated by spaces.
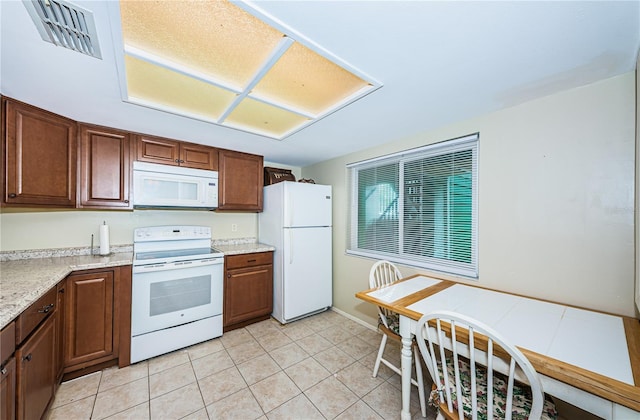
xmin=347 ymin=133 xmax=478 ymax=278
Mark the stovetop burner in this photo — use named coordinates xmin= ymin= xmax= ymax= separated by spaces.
xmin=133 ymin=225 xmax=224 ymax=266
xmin=135 ymin=247 xmax=219 ymax=261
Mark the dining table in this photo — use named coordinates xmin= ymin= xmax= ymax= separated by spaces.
xmin=355 ymin=274 xmax=640 ymax=420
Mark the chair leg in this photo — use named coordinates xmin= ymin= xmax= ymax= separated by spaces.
xmin=372 ymin=333 xmax=388 ymax=377
xmin=413 ymin=348 xmax=427 ymax=417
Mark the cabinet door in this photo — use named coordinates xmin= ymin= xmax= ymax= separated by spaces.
xmin=79 ymin=125 xmax=132 ymax=209
xmin=135 ymin=135 xmax=180 ymax=166
xmin=16 ymin=316 xmax=55 ymax=420
xmin=218 ymin=149 xmax=263 ymax=211
xmin=54 ymin=283 xmax=65 ymax=383
xmin=1 ymin=356 xmax=16 ymax=420
xmin=64 ymin=271 xmax=115 ymax=368
xmin=224 ymin=264 xmax=273 ymax=327
xmin=3 ymin=98 xmax=77 ymax=207
xmin=180 ymin=143 xmax=218 ymax=170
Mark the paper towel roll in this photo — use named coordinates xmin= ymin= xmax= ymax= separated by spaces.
xmin=99 ymin=223 xmax=110 ymax=256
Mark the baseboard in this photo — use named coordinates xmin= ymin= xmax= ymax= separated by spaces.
xmin=329 ymin=307 xmax=378 ymax=332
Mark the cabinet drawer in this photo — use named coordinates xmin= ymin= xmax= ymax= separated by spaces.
xmin=0 ymin=322 xmax=15 ymax=364
xmin=15 ymin=288 xmax=56 ymax=345
xmin=225 ymin=252 xmax=273 ymax=270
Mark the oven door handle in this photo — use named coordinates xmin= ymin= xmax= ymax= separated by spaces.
xmin=133 ymin=258 xmax=223 ymax=273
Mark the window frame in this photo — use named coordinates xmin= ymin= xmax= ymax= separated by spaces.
xmin=347 ymin=133 xmax=479 ymax=278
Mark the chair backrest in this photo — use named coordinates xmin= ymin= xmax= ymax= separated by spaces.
xmin=369 ymin=260 xmax=402 ymax=289
xmin=369 ymin=260 xmax=403 ymax=328
xmin=415 ymin=310 xmax=544 ymax=420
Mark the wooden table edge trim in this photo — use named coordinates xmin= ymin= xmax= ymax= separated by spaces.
xmin=394 ymin=281 xmax=454 ymax=308
xmin=522 ymin=349 xmax=640 ymax=411
xmin=624 ymin=317 xmax=640 ymax=387
xmin=354 ymin=275 xmax=454 ymax=309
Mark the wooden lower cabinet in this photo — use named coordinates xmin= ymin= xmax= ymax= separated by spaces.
xmin=0 ymin=265 xmax=131 ymax=419
xmin=54 ymin=283 xmax=65 ymax=383
xmin=61 ymin=265 xmax=131 ymax=375
xmin=64 ymin=271 xmax=115 ymax=369
xmin=0 ymin=321 xmax=16 ymax=420
xmin=224 ymin=252 xmax=273 ymax=331
xmin=16 ymin=314 xmax=55 ymax=420
xmin=1 ymin=357 xmax=16 ymax=420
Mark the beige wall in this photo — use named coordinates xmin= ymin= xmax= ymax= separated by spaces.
xmin=0 ymin=209 xmax=256 ymax=250
xmin=0 ymin=162 xmax=301 ymax=251
xmin=636 ymin=52 xmax=639 ymax=316
xmin=304 ymin=72 xmax=636 ymax=323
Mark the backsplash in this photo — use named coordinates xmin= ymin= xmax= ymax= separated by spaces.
xmin=0 ymin=237 xmax=261 ymax=261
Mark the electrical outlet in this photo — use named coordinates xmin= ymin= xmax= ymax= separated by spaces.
xmin=231 ymin=224 xmax=238 ymax=232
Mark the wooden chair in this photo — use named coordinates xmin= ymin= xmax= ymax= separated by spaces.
xmin=414 ymin=310 xmax=558 ymax=420
xmin=369 ymin=260 xmax=426 ymax=417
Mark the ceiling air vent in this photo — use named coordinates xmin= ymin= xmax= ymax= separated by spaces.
xmin=23 ymin=0 xmax=102 ymax=59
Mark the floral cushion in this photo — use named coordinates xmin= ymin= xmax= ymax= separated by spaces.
xmin=379 ymin=313 xmax=400 ymax=335
xmin=429 ymin=358 xmax=558 ymax=420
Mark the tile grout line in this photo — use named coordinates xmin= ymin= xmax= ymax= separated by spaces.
xmin=50 ymin=312 xmax=428 ymax=420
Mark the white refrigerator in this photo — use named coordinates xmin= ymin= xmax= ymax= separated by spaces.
xmin=259 ymin=181 xmax=332 ymax=324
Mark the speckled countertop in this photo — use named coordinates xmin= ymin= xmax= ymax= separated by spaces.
xmin=0 ymin=253 xmax=133 ymax=330
xmin=213 ymin=242 xmax=275 ymax=255
xmin=0 ymin=239 xmax=275 ymax=331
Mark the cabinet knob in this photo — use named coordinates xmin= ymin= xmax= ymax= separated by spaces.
xmin=124 ymin=200 xmax=129 ymax=204
xmin=1 ymin=367 xmax=6 ymax=375
xmin=227 ymin=274 xmax=231 ymax=278
xmin=8 ymin=193 xmax=16 ymax=198
xmin=175 ymin=159 xmax=180 ymax=163
xmin=59 ymin=288 xmax=65 ymax=294
xmin=23 ymin=353 xmax=32 ymax=362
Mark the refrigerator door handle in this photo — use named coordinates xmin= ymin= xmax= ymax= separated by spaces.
xmin=289 ymin=195 xmax=294 ymax=227
xmin=289 ymin=229 xmax=293 ymax=264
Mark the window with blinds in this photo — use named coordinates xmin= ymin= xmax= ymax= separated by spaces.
xmin=347 ymin=133 xmax=478 ymax=278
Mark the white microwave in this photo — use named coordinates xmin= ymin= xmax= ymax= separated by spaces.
xmin=133 ymin=161 xmax=218 ymax=209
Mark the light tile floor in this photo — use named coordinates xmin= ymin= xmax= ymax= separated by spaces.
xmin=46 ymin=310 xmax=437 ymax=420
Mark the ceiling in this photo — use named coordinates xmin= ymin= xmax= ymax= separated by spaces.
xmin=1 ymin=1 xmax=639 ymax=168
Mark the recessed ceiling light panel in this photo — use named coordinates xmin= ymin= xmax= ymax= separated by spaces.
xmin=116 ymin=0 xmax=382 ymax=140
xmin=225 ymin=97 xmax=311 ymax=138
xmin=125 ymin=54 xmax=237 ymax=121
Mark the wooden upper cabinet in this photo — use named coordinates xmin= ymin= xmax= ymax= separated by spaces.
xmin=180 ymin=142 xmax=218 ymax=170
xmin=2 ymin=97 xmax=77 ymax=207
xmin=135 ymin=134 xmax=218 ymax=170
xmin=79 ymin=124 xmax=132 ymax=209
xmin=218 ymin=149 xmax=263 ymax=211
xmin=135 ymin=135 xmax=180 ymax=166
